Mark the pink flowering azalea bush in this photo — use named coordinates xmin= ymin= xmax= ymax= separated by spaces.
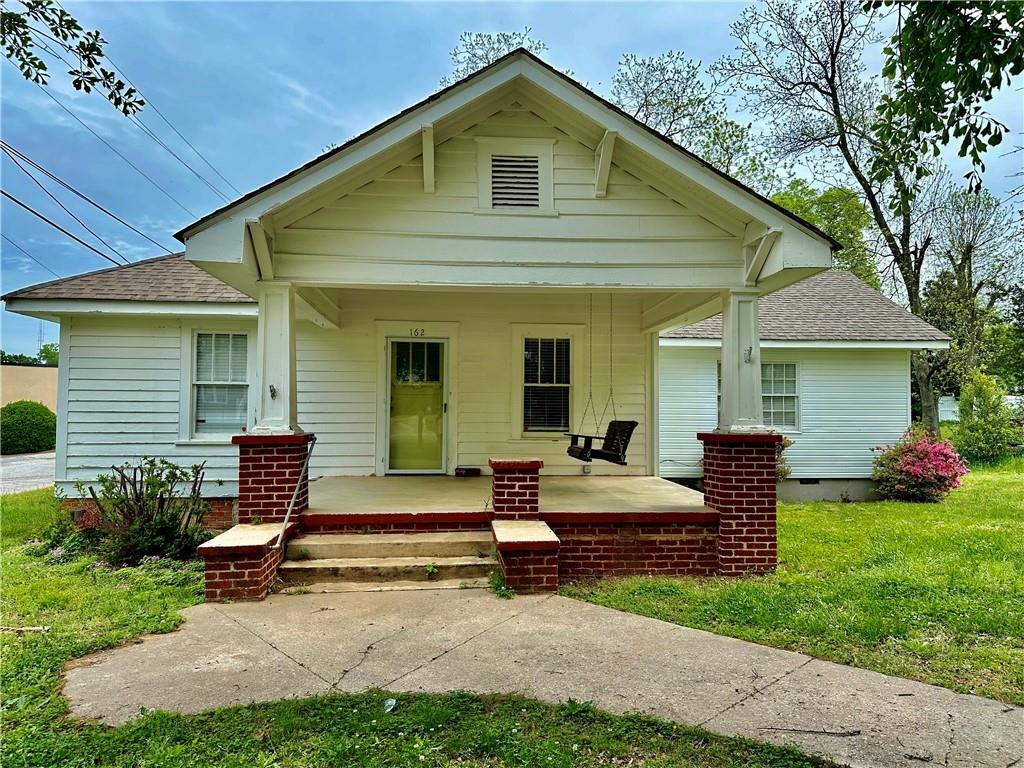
xmin=872 ymin=426 xmax=969 ymax=502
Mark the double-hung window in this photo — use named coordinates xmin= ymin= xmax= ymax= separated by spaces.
xmin=193 ymin=332 xmax=248 ymax=436
xmin=716 ymin=361 xmax=799 ymax=429
xmin=523 ymin=337 xmax=571 ymax=432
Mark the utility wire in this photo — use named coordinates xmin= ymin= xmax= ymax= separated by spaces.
xmin=2 ymin=190 xmax=125 ymax=267
xmin=3 ymin=146 xmax=131 ymax=264
xmin=24 ymin=75 xmax=198 ymax=218
xmin=0 ymin=141 xmax=176 ymax=256
xmin=1 ymin=234 xmax=63 ymax=280
xmin=102 ymin=53 xmax=243 ymax=197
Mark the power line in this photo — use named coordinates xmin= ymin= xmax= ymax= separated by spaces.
xmin=0 ymin=141 xmax=176 ymax=256
xmin=0 ymin=234 xmax=63 ymax=280
xmin=103 ymin=53 xmax=243 ymax=197
xmin=2 ymin=189 xmax=124 ymax=267
xmin=24 ymin=74 xmax=199 ymax=218
xmin=3 ymin=147 xmax=131 ymax=264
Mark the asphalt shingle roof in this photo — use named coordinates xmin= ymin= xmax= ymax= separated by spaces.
xmin=662 ymin=271 xmax=948 ymax=343
xmin=1 ymin=254 xmax=253 ymax=304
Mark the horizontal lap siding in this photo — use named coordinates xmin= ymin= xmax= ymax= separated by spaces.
xmin=658 ymin=346 xmax=911 ymax=479
xmin=62 ymin=317 xmax=245 ymax=496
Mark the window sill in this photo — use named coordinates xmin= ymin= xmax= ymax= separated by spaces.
xmin=175 ymin=438 xmax=236 ymax=447
xmin=472 ymin=207 xmax=559 ymax=218
xmin=517 ymin=433 xmax=567 ymax=441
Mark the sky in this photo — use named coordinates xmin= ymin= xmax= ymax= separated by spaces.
xmin=1 ymin=1 xmax=1022 ymax=356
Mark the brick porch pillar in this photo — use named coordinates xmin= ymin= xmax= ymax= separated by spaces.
xmin=697 ymin=432 xmax=781 ymax=576
xmin=233 ymin=433 xmax=315 ymax=524
xmin=488 ymin=458 xmax=543 ymax=519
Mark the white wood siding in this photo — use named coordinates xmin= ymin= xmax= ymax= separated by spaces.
xmin=658 ymin=346 xmax=912 ymax=479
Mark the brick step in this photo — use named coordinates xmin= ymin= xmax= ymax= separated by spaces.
xmin=278 ymin=555 xmax=497 ymax=585
xmin=279 ymin=577 xmax=489 ymax=594
xmin=299 ymin=509 xmax=490 ymax=533
xmin=286 ymin=531 xmax=494 ymax=560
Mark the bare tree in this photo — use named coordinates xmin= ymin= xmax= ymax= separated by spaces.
xmin=439 ymin=28 xmax=547 ymax=86
xmin=717 ymin=0 xmax=948 ymax=430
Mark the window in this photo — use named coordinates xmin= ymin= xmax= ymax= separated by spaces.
xmin=523 ymin=337 xmax=571 ymax=432
xmin=193 ymin=332 xmax=248 ymax=436
xmin=716 ymin=361 xmax=799 ymax=429
xmin=490 ymin=154 xmax=540 ymax=208
xmin=761 ymin=363 xmax=798 ymax=428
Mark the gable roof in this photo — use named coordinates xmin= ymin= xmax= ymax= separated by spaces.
xmin=174 ymin=48 xmax=841 ymax=251
xmin=662 ymin=271 xmax=949 ymax=343
xmin=1 ymin=254 xmax=253 ymax=304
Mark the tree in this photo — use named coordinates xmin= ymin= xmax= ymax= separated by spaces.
xmin=771 ymin=179 xmax=879 ymax=287
xmin=439 ymin=28 xmax=547 ymax=86
xmin=988 ymin=285 xmax=1024 ymax=394
xmin=37 ymin=341 xmax=58 ymax=366
xmin=1 ymin=0 xmax=143 ymax=114
xmin=870 ymin=1 xmax=1024 ymax=201
xmin=1 ymin=350 xmax=39 ymax=365
xmin=717 ymin=0 xmax=947 ymax=432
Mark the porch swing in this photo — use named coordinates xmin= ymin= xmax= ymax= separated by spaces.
xmin=565 ymin=293 xmax=638 ymax=466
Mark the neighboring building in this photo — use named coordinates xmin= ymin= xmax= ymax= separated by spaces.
xmin=4 ymin=50 xmax=837 ymax=597
xmin=659 ymin=271 xmax=949 ymax=500
xmin=1 ymin=364 xmax=58 ymax=410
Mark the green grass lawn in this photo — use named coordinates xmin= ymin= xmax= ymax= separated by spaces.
xmin=0 ymin=488 xmax=825 ymax=768
xmin=564 ymin=460 xmax=1024 ymax=705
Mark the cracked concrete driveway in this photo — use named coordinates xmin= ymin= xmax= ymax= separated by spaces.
xmin=0 ymin=450 xmax=55 ymax=494
xmin=64 ymin=589 xmax=1022 ymax=768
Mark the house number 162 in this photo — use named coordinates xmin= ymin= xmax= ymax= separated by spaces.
xmin=409 ymin=328 xmax=425 ymax=337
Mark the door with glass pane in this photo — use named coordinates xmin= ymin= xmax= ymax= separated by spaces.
xmin=387 ymin=340 xmax=446 ymax=472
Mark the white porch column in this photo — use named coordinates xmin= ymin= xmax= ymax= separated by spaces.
xmin=718 ymin=288 xmax=765 ymax=432
xmin=252 ymin=281 xmax=301 ymax=435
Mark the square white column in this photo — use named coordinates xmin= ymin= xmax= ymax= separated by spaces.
xmin=252 ymin=281 xmax=301 ymax=435
xmin=718 ymin=288 xmax=766 ymax=432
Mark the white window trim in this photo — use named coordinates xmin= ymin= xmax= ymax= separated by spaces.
xmin=475 ymin=137 xmax=556 ymax=215
xmin=761 ymin=361 xmax=800 ymax=432
xmin=511 ymin=323 xmax=584 ymax=440
xmin=177 ymin=323 xmax=256 ymax=444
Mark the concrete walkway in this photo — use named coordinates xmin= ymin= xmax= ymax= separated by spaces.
xmin=1 ymin=450 xmax=55 ymax=494
xmin=64 ymin=590 xmax=1021 ymax=768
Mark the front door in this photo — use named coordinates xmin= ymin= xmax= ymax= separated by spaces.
xmin=387 ymin=339 xmax=446 ymax=472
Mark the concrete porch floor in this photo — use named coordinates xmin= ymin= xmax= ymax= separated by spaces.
xmin=307 ymin=474 xmax=707 ymax=515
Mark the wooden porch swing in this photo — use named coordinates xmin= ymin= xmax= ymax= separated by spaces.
xmin=565 ymin=293 xmax=638 ymax=466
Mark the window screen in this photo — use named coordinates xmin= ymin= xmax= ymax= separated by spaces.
xmin=523 ymin=337 xmax=570 ymax=432
xmin=491 ymin=154 xmax=540 ymax=208
xmin=194 ymin=332 xmax=248 ymax=435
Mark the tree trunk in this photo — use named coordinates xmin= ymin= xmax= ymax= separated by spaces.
xmin=913 ymin=353 xmax=941 ymax=434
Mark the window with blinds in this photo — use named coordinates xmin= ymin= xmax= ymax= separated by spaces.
xmin=523 ymin=337 xmax=571 ymax=432
xmin=194 ymin=332 xmax=248 ymax=436
xmin=491 ymin=154 xmax=540 ymax=208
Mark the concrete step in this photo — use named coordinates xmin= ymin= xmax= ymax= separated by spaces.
xmin=278 ymin=555 xmax=497 ymax=585
xmin=279 ymin=577 xmax=489 ymax=594
xmin=286 ymin=531 xmax=494 ymax=560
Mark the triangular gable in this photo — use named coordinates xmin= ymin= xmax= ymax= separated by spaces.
xmin=175 ymin=49 xmax=839 ymax=252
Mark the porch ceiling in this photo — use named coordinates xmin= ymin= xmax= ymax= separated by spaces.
xmin=307 ymin=475 xmax=706 ymax=515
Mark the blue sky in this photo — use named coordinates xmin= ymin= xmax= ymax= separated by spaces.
xmin=1 ymin=1 xmax=1021 ymax=355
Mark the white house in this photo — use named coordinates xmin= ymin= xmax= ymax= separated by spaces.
xmin=658 ymin=271 xmax=949 ymax=500
xmin=4 ymin=50 xmax=838 ymax=595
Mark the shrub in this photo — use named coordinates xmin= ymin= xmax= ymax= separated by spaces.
xmin=76 ymin=458 xmax=212 ymax=566
xmin=0 ymin=400 xmax=56 ymax=454
xmin=953 ymin=370 xmax=1023 ymax=465
xmin=872 ymin=426 xmax=969 ymax=502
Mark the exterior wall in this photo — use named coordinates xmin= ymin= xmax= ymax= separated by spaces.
xmin=1 ymin=364 xmax=58 ymax=410
xmin=57 ymin=291 xmax=650 ymax=496
xmin=659 ymin=345 xmax=912 ymax=480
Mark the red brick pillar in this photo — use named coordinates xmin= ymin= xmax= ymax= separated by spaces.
xmin=488 ymin=458 xmax=543 ymax=519
xmin=697 ymin=431 xmax=781 ymax=576
xmin=233 ymin=433 xmax=315 ymax=524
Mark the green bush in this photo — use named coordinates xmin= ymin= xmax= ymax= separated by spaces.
xmin=0 ymin=400 xmax=56 ymax=454
xmin=953 ymin=370 xmax=1023 ymax=465
xmin=76 ymin=457 xmax=212 ymax=566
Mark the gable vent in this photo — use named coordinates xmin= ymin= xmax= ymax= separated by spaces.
xmin=490 ymin=154 xmax=540 ymax=207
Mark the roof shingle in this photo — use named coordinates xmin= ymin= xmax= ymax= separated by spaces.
xmin=662 ymin=271 xmax=948 ymax=342
xmin=2 ymin=254 xmax=253 ymax=304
